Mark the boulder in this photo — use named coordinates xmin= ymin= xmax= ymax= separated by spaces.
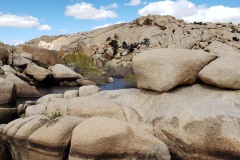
xmin=0 ymin=77 xmax=16 ymax=104
xmin=92 ymin=85 xmax=240 ymax=159
xmin=198 ymin=42 xmax=240 ymax=89
xmin=132 ymin=48 xmax=216 ymax=92
xmin=0 ymin=46 xmax=8 ymax=63
xmin=36 ymin=94 xmax=63 ymax=104
xmin=5 ymin=74 xmax=40 ymax=97
xmin=1 ymin=65 xmax=16 ymax=75
xmin=77 ymin=41 xmax=92 ymax=56
xmin=26 ymin=63 xmax=52 ymax=81
xmin=69 ymin=117 xmax=170 ymax=160
xmin=25 ymin=103 xmax=48 ymax=117
xmin=12 ymin=52 xmax=32 ymax=67
xmin=78 ymin=85 xmax=100 ymax=97
xmin=51 ymin=64 xmax=83 ymax=80
xmin=2 ymin=116 xmax=83 ymax=160
xmin=63 ymin=90 xmax=79 ymax=99
xmin=67 ymin=97 xmax=126 ymax=121
xmin=22 ymin=44 xmax=60 ymax=66
xmin=59 ymin=45 xmax=76 ymax=57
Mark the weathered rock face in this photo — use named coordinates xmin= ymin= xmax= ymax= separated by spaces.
xmin=1 ymin=116 xmax=83 ymax=160
xmin=132 ymin=48 xmax=216 ymax=92
xmin=77 ymin=41 xmax=93 ymax=56
xmin=26 ymin=96 xmax=126 ymax=121
xmin=22 ymin=45 xmax=60 ymax=66
xmin=51 ymin=64 xmax=82 ymax=80
xmin=0 ymin=46 xmax=8 ymax=63
xmin=198 ymin=42 xmax=240 ymax=89
xmin=5 ymin=74 xmax=40 ymax=97
xmin=69 ymin=117 xmax=170 ymax=160
xmin=0 ymin=115 xmax=170 ymax=160
xmin=26 ymin=63 xmax=52 ymax=81
xmin=0 ymin=78 xmax=16 ymax=104
xmin=92 ymin=85 xmax=240 ymax=159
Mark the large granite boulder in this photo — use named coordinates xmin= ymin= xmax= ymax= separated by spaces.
xmin=26 ymin=63 xmax=52 ymax=81
xmin=5 ymin=74 xmax=40 ymax=97
xmin=1 ymin=116 xmax=83 ymax=160
xmin=51 ymin=64 xmax=83 ymax=80
xmin=0 ymin=78 xmax=16 ymax=104
xmin=198 ymin=42 xmax=240 ymax=89
xmin=69 ymin=117 xmax=170 ymax=160
xmin=92 ymin=85 xmax=240 ymax=159
xmin=132 ymin=48 xmax=216 ymax=92
xmin=22 ymin=45 xmax=60 ymax=66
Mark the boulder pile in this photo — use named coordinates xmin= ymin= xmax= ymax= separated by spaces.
xmin=0 ymin=15 xmax=240 ymax=160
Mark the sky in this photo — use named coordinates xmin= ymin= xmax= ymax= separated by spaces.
xmin=0 ymin=0 xmax=239 ymax=45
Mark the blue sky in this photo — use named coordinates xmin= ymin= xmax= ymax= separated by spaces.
xmin=0 ymin=0 xmax=239 ymax=45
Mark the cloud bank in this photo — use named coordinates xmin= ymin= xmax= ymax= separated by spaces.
xmin=125 ymin=0 xmax=142 ymax=6
xmin=0 ymin=14 xmax=52 ymax=30
xmin=65 ymin=2 xmax=118 ymax=20
xmin=138 ymin=0 xmax=240 ymax=24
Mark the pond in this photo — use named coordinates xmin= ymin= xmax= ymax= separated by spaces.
xmin=0 ymin=78 xmax=132 ymax=124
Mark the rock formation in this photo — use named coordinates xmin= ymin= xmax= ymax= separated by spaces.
xmin=0 ymin=15 xmax=240 ymax=160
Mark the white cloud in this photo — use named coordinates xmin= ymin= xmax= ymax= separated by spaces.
xmin=125 ymin=0 xmax=141 ymax=6
xmin=38 ymin=24 xmax=52 ymax=30
xmin=58 ymin=28 xmax=68 ymax=32
xmin=138 ymin=0 xmax=240 ymax=24
xmin=92 ymin=21 xmax=125 ymax=30
xmin=65 ymin=2 xmax=118 ymax=20
xmin=0 ymin=14 xmax=52 ymax=30
xmin=12 ymin=40 xmax=24 ymax=45
xmin=102 ymin=3 xmax=118 ymax=10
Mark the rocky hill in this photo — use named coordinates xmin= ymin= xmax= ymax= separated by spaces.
xmin=25 ymin=15 xmax=240 ymax=68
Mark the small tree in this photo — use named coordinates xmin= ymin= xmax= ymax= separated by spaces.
xmin=114 ymin=34 xmax=118 ymax=40
xmin=109 ymin=40 xmax=119 ymax=56
xmin=142 ymin=38 xmax=150 ymax=47
xmin=122 ymin=41 xmax=128 ymax=49
xmin=7 ymin=45 xmax=19 ymax=66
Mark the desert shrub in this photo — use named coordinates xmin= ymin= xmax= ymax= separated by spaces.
xmin=62 ymin=53 xmax=102 ymax=83
xmin=109 ymin=39 xmax=119 ymax=56
xmin=128 ymin=44 xmax=135 ymax=53
xmin=122 ymin=41 xmax=128 ymax=49
xmin=233 ymin=37 xmax=239 ymax=41
xmin=124 ymin=74 xmax=137 ymax=88
xmin=106 ymin=37 xmax=111 ymax=41
xmin=50 ymin=111 xmax=63 ymax=120
xmin=141 ymin=38 xmax=150 ymax=46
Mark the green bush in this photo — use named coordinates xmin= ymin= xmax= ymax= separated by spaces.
xmin=62 ymin=53 xmax=103 ymax=83
xmin=50 ymin=111 xmax=63 ymax=120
